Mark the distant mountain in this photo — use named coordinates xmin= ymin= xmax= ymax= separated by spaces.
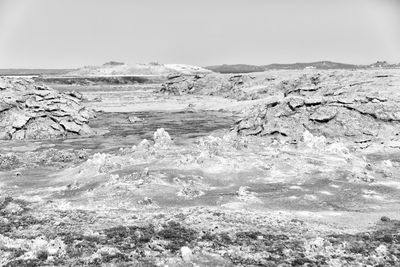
xmin=205 ymin=64 xmax=265 ymax=74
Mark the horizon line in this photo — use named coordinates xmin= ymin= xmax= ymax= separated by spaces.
xmin=0 ymin=59 xmax=398 ymax=69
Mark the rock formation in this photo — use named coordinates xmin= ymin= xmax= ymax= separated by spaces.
xmin=159 ymin=73 xmax=259 ymax=100
xmin=0 ymin=77 xmax=95 ymax=140
xmin=233 ymin=73 xmax=400 ymax=145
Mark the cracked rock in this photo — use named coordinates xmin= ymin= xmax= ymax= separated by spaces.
xmin=0 ymin=77 xmax=95 ymax=140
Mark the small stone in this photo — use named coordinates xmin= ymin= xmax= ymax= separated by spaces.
xmin=128 ymin=116 xmax=143 ymax=123
xmin=309 ymin=106 xmax=337 ymax=122
xmin=288 ymin=97 xmax=304 ymax=109
xmin=381 ymin=216 xmax=391 ymax=222
xmin=153 ymin=128 xmax=173 ymax=148
xmin=4 ymin=202 xmax=23 ymax=214
xmin=180 ymin=246 xmax=192 ymax=262
xmin=138 ymin=197 xmax=153 ymax=205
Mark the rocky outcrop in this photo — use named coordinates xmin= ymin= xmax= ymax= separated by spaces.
xmin=233 ymin=73 xmax=400 ymax=145
xmin=0 ymin=77 xmax=95 ymax=140
xmin=159 ymin=73 xmax=259 ymax=100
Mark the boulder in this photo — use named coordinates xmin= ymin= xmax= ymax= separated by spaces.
xmin=0 ymin=77 xmax=95 ymax=140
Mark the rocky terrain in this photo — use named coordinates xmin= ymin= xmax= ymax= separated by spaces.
xmin=234 ymin=72 xmax=400 ymax=146
xmin=0 ymin=77 xmax=95 ymax=140
xmin=159 ymin=73 xmax=279 ymax=101
xmin=33 ymin=62 xmax=213 ymax=87
xmin=1 ymin=68 xmax=400 ymax=266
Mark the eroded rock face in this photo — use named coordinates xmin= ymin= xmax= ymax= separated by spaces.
xmin=233 ymin=73 xmax=400 ymax=145
xmin=0 ymin=77 xmax=95 ymax=140
xmin=159 ymin=73 xmax=258 ymax=100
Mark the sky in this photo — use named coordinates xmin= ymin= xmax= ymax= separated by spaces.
xmin=0 ymin=0 xmax=399 ymax=68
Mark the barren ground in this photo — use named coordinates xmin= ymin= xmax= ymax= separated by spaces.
xmin=1 ymin=69 xmax=400 ymax=266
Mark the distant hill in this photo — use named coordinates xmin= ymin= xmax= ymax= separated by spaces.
xmin=263 ymin=61 xmax=362 ymax=70
xmin=0 ymin=69 xmax=73 ymax=76
xmin=2 ymin=61 xmax=398 ymax=77
xmin=368 ymin=61 xmax=400 ymax=69
xmin=205 ymin=61 xmax=364 ymax=73
xmin=205 ymin=64 xmax=265 ymax=74
xmin=65 ymin=62 xmax=212 ymax=76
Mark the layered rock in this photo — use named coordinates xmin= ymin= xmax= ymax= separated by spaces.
xmin=233 ymin=72 xmax=400 ymax=145
xmin=159 ymin=73 xmax=259 ymax=100
xmin=0 ymin=77 xmax=95 ymax=140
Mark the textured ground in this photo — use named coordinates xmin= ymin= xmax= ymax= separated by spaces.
xmin=1 ymin=69 xmax=400 ymax=266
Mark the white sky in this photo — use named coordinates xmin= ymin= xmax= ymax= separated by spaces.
xmin=0 ymin=0 xmax=399 ymax=68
